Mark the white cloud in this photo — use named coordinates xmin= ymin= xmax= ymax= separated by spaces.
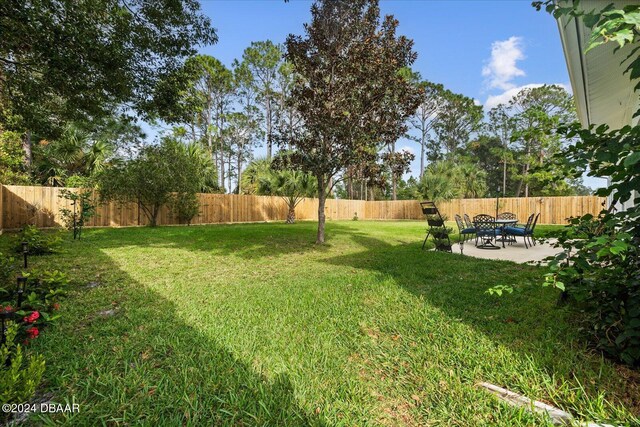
xmin=482 ymin=36 xmax=526 ymax=91
xmin=398 ymin=145 xmax=415 ymax=155
xmin=484 ymin=83 xmax=572 ymax=110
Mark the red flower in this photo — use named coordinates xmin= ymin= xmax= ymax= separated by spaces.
xmin=52 ymin=303 xmax=60 ymax=311
xmin=23 ymin=311 xmax=40 ymax=324
xmin=26 ymin=327 xmax=39 ymax=339
xmin=2 ymin=305 xmax=13 ymax=313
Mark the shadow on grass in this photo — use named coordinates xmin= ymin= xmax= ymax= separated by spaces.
xmin=23 ymin=243 xmax=324 ymax=426
xmin=12 ymin=222 xmax=638 ymax=422
xmin=80 ymin=221 xmax=335 ymax=260
xmin=320 ymin=231 xmax=640 ymax=418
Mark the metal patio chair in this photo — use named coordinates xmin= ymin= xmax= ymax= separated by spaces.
xmin=504 ymin=213 xmax=538 ymax=248
xmin=497 ymin=212 xmax=517 ymax=221
xmin=455 ymin=214 xmax=476 ymax=243
xmin=497 ymin=212 xmax=518 ymax=243
xmin=473 ymin=214 xmax=500 ymax=249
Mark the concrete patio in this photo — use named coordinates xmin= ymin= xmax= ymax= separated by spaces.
xmin=456 ymin=238 xmax=562 ymax=264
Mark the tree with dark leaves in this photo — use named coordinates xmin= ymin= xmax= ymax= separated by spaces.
xmin=284 ymin=0 xmax=422 ymax=243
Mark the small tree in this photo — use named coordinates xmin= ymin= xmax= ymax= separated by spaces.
xmin=169 ymin=192 xmax=200 ymax=225
xmin=97 ymin=139 xmax=202 ymax=227
xmin=256 ymin=164 xmax=316 ymax=224
xmin=58 ymin=188 xmax=96 ymax=240
xmin=285 ymin=0 xmax=422 ymax=243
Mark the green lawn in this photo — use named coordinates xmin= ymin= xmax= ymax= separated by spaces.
xmin=2 ymin=221 xmax=638 ymax=426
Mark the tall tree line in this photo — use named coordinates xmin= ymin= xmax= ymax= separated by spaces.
xmin=402 ymin=82 xmax=584 ymax=201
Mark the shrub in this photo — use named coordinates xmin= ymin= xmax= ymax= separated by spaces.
xmin=169 ymin=192 xmax=200 ymax=225
xmin=13 ymin=225 xmax=61 ymax=255
xmin=0 ymin=322 xmax=46 ymax=405
xmin=0 ymin=269 xmax=67 ymax=332
xmin=533 ymin=0 xmax=640 ymax=367
xmin=97 ymin=138 xmax=204 ymax=227
xmin=59 ymin=188 xmax=96 ymax=240
xmin=545 ymin=215 xmax=639 ymax=365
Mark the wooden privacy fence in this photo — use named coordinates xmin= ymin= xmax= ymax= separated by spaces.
xmin=0 ymin=184 xmax=606 ymax=230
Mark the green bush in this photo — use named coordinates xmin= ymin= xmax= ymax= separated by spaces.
xmin=24 ymin=270 xmax=68 ymax=313
xmin=546 ymin=215 xmax=639 ymax=365
xmin=534 ymin=0 xmax=640 ymax=367
xmin=169 ymin=192 xmax=200 ymax=225
xmin=13 ymin=225 xmax=61 ymax=255
xmin=0 ymin=322 xmax=46 ymax=405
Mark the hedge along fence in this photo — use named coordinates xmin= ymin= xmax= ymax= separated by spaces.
xmin=0 ymin=184 xmax=606 ymax=230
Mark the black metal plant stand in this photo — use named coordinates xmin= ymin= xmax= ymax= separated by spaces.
xmin=420 ymin=201 xmax=452 ymax=252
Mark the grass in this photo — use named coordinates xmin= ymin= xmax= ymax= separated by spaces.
xmin=1 ymin=220 xmax=638 ymax=426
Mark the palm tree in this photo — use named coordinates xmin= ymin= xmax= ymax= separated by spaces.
xmin=418 ymin=160 xmax=460 ymax=203
xmin=457 ymin=162 xmax=488 ymax=198
xmin=240 ymin=158 xmax=272 ymax=194
xmin=257 ymin=169 xmax=316 ymax=224
xmin=180 ymin=141 xmax=219 ymax=193
xmin=35 ymin=125 xmax=115 ymax=186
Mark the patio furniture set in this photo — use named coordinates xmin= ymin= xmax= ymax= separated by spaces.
xmin=420 ymin=201 xmax=540 ymax=253
xmin=455 ymin=212 xmax=540 ymax=250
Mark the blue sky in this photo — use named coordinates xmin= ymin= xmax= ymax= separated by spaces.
xmin=151 ymin=0 xmax=605 ymax=188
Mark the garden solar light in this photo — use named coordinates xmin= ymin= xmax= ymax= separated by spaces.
xmin=16 ymin=276 xmax=27 ymax=307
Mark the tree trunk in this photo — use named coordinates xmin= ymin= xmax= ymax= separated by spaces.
xmin=266 ymin=97 xmax=272 ymax=160
xmin=391 ymin=141 xmax=397 ymax=200
xmin=523 ymin=145 xmax=530 ymax=197
xmin=191 ymin=121 xmax=197 ymax=144
xmin=219 ymin=113 xmax=225 ymax=192
xmin=316 ymin=176 xmax=326 ymax=244
xmin=516 ymin=163 xmax=527 ymax=197
xmin=524 ymin=163 xmax=529 ymax=197
xmin=236 ymin=150 xmax=242 ymax=194
xmin=22 ymin=131 xmax=32 ymax=168
xmin=149 ymin=204 xmax=159 ymax=227
xmin=420 ymin=133 xmax=425 ymax=179
xmin=227 ymin=151 xmax=232 ymax=192
xmin=286 ymin=203 xmax=296 ymax=224
xmin=347 ymin=172 xmax=353 ymax=199
xmin=392 ymin=176 xmax=397 ymax=200
xmin=502 ymin=156 xmax=507 ymax=195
